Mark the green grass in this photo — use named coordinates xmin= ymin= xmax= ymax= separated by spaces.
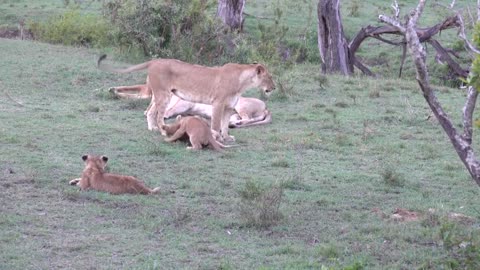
xmin=0 ymin=0 xmax=101 ymax=25
xmin=1 ymin=0 xmax=480 ymax=268
xmin=1 ymin=37 xmax=480 ymax=269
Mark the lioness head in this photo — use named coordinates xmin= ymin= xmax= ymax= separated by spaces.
xmin=82 ymin=154 xmax=108 ymax=172
xmin=253 ymin=64 xmax=275 ymax=96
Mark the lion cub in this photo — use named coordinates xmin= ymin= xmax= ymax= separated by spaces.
xmin=69 ymin=155 xmax=160 ymax=195
xmin=162 ymin=115 xmax=229 ymax=151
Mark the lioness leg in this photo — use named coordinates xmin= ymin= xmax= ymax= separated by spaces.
xmin=211 ymin=103 xmax=225 ymax=142
xmin=147 ymin=73 xmax=171 ymax=135
xmin=110 ymin=84 xmax=150 ymax=99
xmin=221 ymin=106 xmax=235 ymax=142
xmin=146 ymin=93 xmax=171 ymax=134
xmin=146 ymin=97 xmax=158 ymax=131
xmin=144 ymin=97 xmax=154 ymax=116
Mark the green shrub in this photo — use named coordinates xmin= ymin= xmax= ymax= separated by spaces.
xmin=436 ymin=221 xmax=480 ymax=269
xmin=100 ymin=0 xmax=310 ymax=69
xmin=467 ymin=24 xmax=480 ymax=90
xmin=381 ymin=166 xmax=405 ymax=187
xmin=238 ymin=180 xmax=284 ymax=229
xmin=102 ymin=0 xmax=251 ymax=65
xmin=29 ymin=9 xmax=111 ymax=47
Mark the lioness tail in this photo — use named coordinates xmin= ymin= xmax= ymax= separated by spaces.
xmin=97 ymin=54 xmax=151 ymax=74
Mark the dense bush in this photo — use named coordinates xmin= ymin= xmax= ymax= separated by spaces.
xmin=28 ymin=9 xmax=111 ymax=47
xmin=102 ymin=0 xmax=252 ymax=65
xmin=101 ymin=0 xmax=310 ymax=67
xmin=468 ymin=23 xmax=480 ymax=90
xmin=26 ymin=0 xmax=311 ymax=70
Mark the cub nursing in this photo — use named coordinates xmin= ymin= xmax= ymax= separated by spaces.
xmin=162 ymin=115 xmax=229 ymax=151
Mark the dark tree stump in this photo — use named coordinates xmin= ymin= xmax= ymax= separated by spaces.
xmin=317 ymin=0 xmax=353 ymax=75
xmin=217 ymin=0 xmax=245 ymax=31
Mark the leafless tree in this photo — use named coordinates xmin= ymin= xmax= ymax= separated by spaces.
xmin=317 ymin=0 xmax=469 ymax=78
xmin=216 ymin=0 xmax=245 ymax=31
xmin=317 ymin=0 xmax=353 ymax=75
xmin=379 ymin=0 xmax=480 ymax=186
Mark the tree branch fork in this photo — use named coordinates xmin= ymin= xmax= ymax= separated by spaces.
xmin=381 ymin=0 xmax=480 ymax=186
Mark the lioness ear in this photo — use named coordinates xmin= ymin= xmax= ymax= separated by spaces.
xmin=101 ymin=156 xmax=108 ymax=163
xmin=176 ymin=115 xmax=182 ymax=121
xmin=256 ymin=65 xmax=265 ymax=75
xmin=82 ymin=155 xmax=88 ymax=161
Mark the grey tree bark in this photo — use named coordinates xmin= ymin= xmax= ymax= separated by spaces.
xmin=380 ymin=0 xmax=480 ymax=186
xmin=217 ymin=0 xmax=245 ymax=31
xmin=317 ymin=0 xmax=468 ymax=78
xmin=317 ymin=0 xmax=353 ymax=75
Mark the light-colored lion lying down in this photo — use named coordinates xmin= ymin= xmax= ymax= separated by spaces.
xmin=69 ymin=154 xmax=160 ymax=195
xmin=109 ymin=77 xmax=271 ymax=128
xmin=164 ymin=96 xmax=271 ymax=128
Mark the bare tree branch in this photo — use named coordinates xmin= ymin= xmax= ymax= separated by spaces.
xmin=371 ymin=35 xmax=403 ymax=46
xmin=399 ymin=41 xmax=407 ymax=77
xmin=409 ymin=0 xmax=426 ymax=26
xmin=428 ymin=39 xmax=468 ymax=77
xmin=463 ymin=86 xmax=478 ymax=144
xmin=456 ymin=13 xmax=480 ymax=54
xmin=478 ymin=0 xmax=480 ymax=22
xmin=404 ymin=0 xmax=480 ymax=186
xmin=450 ymin=0 xmax=456 ymax=9
xmin=378 ymin=15 xmax=405 ymax=33
xmin=392 ymin=0 xmax=400 ymax=19
xmin=353 ymin=58 xmax=375 ymax=77
xmin=466 ymin=6 xmax=475 ymax=27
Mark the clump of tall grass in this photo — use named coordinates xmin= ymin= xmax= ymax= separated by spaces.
xmin=238 ymin=180 xmax=284 ymax=229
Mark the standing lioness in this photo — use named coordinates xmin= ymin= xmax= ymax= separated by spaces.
xmin=97 ymin=55 xmax=275 ymax=142
xmin=69 ymin=155 xmax=160 ymax=195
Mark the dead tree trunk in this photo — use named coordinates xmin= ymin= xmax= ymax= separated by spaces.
xmin=319 ymin=0 xmax=469 ymax=78
xmin=317 ymin=0 xmax=353 ymax=75
xmin=382 ymin=0 xmax=480 ymax=186
xmin=216 ymin=0 xmax=245 ymax=31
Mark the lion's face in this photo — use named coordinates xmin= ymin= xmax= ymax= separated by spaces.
xmin=82 ymin=154 xmax=108 ymax=172
xmin=253 ymin=64 xmax=275 ymax=96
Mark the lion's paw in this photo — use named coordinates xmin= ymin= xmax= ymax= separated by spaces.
xmin=69 ymin=178 xmax=81 ymax=186
xmin=224 ymin=135 xmax=235 ymax=143
xmin=212 ymin=130 xmax=222 ymax=141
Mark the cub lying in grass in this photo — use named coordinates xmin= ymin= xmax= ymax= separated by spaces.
xmin=162 ymin=115 xmax=230 ymax=151
xmin=69 ymin=155 xmax=160 ymax=195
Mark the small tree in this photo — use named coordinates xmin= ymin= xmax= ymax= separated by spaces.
xmin=317 ymin=0 xmax=468 ymax=79
xmin=379 ymin=0 xmax=480 ymax=187
xmin=216 ymin=0 xmax=245 ymax=31
xmin=316 ymin=0 xmax=353 ymax=75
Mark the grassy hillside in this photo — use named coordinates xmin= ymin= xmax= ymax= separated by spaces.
xmin=1 ymin=36 xmax=480 ymax=269
xmin=0 ymin=0 xmax=101 ymax=25
xmin=2 ymin=0 xmax=474 ymax=81
xmin=2 ymin=0 xmax=480 ymax=269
